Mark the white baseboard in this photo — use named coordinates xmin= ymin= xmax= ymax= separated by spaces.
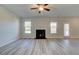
xmin=20 ymin=36 xmax=79 ymax=39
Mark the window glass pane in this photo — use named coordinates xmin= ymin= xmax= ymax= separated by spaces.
xmin=50 ymin=22 xmax=57 ymax=34
xmin=64 ymin=24 xmax=69 ymax=36
xmin=24 ymin=21 xmax=31 ymax=34
xmin=25 ymin=31 xmax=31 ymax=33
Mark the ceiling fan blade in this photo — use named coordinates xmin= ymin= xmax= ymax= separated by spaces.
xmin=37 ymin=4 xmax=41 ymax=6
xmin=31 ymin=8 xmax=37 ymax=10
xmin=44 ymin=8 xmax=50 ymax=11
xmin=44 ymin=4 xmax=48 ymax=6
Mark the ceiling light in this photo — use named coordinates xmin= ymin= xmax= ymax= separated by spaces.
xmin=39 ymin=7 xmax=44 ymax=11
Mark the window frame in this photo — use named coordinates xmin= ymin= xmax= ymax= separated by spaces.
xmin=24 ymin=21 xmax=31 ymax=34
xmin=64 ymin=23 xmax=70 ymax=36
xmin=50 ymin=22 xmax=57 ymax=34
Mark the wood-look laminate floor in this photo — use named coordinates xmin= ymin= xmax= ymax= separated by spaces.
xmin=0 ymin=39 xmax=79 ymax=55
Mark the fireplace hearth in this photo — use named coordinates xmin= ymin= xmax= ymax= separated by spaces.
xmin=35 ymin=29 xmax=46 ymax=39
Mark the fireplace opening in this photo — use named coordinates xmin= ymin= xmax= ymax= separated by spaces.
xmin=35 ymin=29 xmax=46 ymax=39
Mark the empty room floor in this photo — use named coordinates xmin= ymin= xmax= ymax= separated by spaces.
xmin=0 ymin=39 xmax=79 ymax=55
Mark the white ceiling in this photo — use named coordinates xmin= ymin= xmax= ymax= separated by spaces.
xmin=1 ymin=4 xmax=79 ymax=18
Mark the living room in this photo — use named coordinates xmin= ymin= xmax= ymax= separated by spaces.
xmin=0 ymin=4 xmax=79 ymax=55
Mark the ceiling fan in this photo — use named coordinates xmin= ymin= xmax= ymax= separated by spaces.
xmin=30 ymin=4 xmax=50 ymax=13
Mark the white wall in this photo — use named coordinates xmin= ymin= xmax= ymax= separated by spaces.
xmin=0 ymin=6 xmax=20 ymax=47
xmin=20 ymin=17 xmax=79 ymax=39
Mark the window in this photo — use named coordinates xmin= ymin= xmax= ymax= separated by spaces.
xmin=24 ymin=21 xmax=31 ymax=34
xmin=50 ymin=22 xmax=57 ymax=34
xmin=64 ymin=24 xmax=69 ymax=36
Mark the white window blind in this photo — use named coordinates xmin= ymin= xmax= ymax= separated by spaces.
xmin=50 ymin=22 xmax=57 ymax=34
xmin=64 ymin=24 xmax=69 ymax=36
xmin=24 ymin=21 xmax=31 ymax=34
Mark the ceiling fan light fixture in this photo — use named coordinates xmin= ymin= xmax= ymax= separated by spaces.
xmin=38 ymin=7 xmax=44 ymax=11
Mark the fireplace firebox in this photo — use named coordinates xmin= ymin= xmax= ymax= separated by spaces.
xmin=35 ymin=29 xmax=46 ymax=39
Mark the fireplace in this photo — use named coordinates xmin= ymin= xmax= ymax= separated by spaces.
xmin=36 ymin=29 xmax=46 ymax=39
